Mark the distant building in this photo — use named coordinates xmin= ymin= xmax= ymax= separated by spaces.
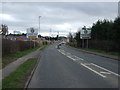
xmin=5 ymin=34 xmax=30 ymax=41
xmin=16 ymin=37 xmax=23 ymax=41
xmin=118 ymin=1 xmax=120 ymax=17
xmin=16 ymin=36 xmax=30 ymax=41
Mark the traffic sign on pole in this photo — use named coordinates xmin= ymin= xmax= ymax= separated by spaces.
xmin=80 ymin=29 xmax=91 ymax=39
xmin=27 ymin=27 xmax=38 ymax=40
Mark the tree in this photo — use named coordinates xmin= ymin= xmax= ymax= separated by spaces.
xmin=74 ymin=31 xmax=81 ymax=47
xmin=1 ymin=24 xmax=8 ymax=37
xmin=56 ymin=35 xmax=59 ymax=40
xmin=68 ymin=32 xmax=73 ymax=42
xmin=91 ymin=19 xmax=114 ymax=40
xmin=112 ymin=17 xmax=120 ymax=42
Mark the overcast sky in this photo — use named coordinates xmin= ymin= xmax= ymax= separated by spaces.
xmin=0 ymin=2 xmax=118 ymax=37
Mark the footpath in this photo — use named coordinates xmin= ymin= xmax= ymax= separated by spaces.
xmin=1 ymin=49 xmax=42 ymax=79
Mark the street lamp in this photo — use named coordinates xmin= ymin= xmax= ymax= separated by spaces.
xmin=39 ymin=16 xmax=41 ymax=35
xmin=118 ymin=1 xmax=120 ymax=17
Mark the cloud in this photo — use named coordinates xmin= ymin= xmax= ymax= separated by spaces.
xmin=0 ymin=14 xmax=16 ymax=22
xmin=1 ymin=2 xmax=118 ymax=36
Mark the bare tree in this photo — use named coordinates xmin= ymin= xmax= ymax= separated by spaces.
xmin=1 ymin=24 xmax=8 ymax=38
xmin=68 ymin=32 xmax=73 ymax=42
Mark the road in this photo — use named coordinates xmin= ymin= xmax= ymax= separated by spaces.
xmin=28 ymin=43 xmax=119 ymax=88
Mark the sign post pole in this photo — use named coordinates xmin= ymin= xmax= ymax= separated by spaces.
xmin=87 ymin=39 xmax=88 ymax=48
xmin=34 ymin=40 xmax=35 ymax=48
xmin=30 ymin=38 xmax=31 ymax=48
xmin=82 ymin=39 xmax=84 ymax=48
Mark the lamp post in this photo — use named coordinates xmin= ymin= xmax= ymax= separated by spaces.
xmin=118 ymin=1 xmax=120 ymax=17
xmin=39 ymin=16 xmax=41 ymax=35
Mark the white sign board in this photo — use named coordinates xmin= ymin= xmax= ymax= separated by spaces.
xmin=27 ymin=28 xmax=38 ymax=39
xmin=80 ymin=29 xmax=91 ymax=39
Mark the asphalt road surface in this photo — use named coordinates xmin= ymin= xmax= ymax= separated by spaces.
xmin=28 ymin=43 xmax=119 ymax=88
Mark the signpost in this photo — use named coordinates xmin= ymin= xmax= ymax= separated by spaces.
xmin=80 ymin=29 xmax=91 ymax=39
xmin=80 ymin=27 xmax=91 ymax=48
xmin=27 ymin=27 xmax=38 ymax=48
xmin=27 ymin=27 xmax=38 ymax=40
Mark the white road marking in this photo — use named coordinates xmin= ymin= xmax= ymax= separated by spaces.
xmin=81 ymin=63 xmax=106 ymax=78
xmin=74 ymin=56 xmax=84 ymax=61
xmin=83 ymin=63 xmax=92 ymax=65
xmin=91 ymin=63 xmax=120 ymax=77
xmin=61 ymin=52 xmax=66 ymax=55
xmin=100 ymin=72 xmax=111 ymax=74
xmin=67 ymin=56 xmax=76 ymax=61
xmin=58 ymin=49 xmax=84 ymax=62
xmin=58 ymin=49 xmax=120 ymax=78
xmin=66 ymin=52 xmax=71 ymax=56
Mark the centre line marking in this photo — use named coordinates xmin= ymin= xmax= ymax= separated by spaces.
xmin=83 ymin=63 xmax=92 ymax=65
xmin=58 ymin=49 xmax=84 ymax=62
xmin=67 ymin=56 xmax=76 ymax=61
xmin=91 ymin=63 xmax=120 ymax=77
xmin=74 ymin=56 xmax=84 ymax=61
xmin=81 ymin=63 xmax=106 ymax=78
xmin=100 ymin=72 xmax=111 ymax=74
xmin=58 ymin=49 xmax=120 ymax=78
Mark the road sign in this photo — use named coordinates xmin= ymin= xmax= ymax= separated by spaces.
xmin=27 ymin=27 xmax=38 ymax=39
xmin=80 ymin=29 xmax=91 ymax=39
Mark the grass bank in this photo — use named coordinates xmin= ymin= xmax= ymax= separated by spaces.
xmin=67 ymin=44 xmax=120 ymax=57
xmin=2 ymin=58 xmax=37 ymax=88
xmin=2 ymin=44 xmax=50 ymax=68
xmin=80 ymin=48 xmax=119 ymax=56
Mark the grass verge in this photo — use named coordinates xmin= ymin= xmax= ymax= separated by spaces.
xmin=67 ymin=44 xmax=120 ymax=57
xmin=81 ymin=48 xmax=119 ymax=56
xmin=2 ymin=58 xmax=37 ymax=88
xmin=2 ymin=44 xmax=49 ymax=68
